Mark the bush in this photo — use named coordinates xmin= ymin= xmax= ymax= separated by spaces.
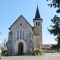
xmin=52 ymin=50 xmax=57 ymax=53
xmin=2 ymin=50 xmax=7 ymax=56
xmin=51 ymin=49 xmax=60 ymax=53
xmin=31 ymin=49 xmax=44 ymax=56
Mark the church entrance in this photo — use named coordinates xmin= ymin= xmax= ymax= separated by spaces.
xmin=18 ymin=42 xmax=23 ymax=55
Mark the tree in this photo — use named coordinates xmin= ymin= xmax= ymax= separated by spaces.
xmin=47 ymin=0 xmax=60 ymax=13
xmin=46 ymin=0 xmax=60 ymax=49
xmin=48 ymin=15 xmax=60 ymax=48
xmin=48 ymin=15 xmax=60 ymax=36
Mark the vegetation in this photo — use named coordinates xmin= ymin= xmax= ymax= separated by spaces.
xmin=1 ymin=47 xmax=7 ymax=56
xmin=31 ymin=49 xmax=44 ymax=56
xmin=48 ymin=15 xmax=60 ymax=49
xmin=46 ymin=0 xmax=60 ymax=49
xmin=51 ymin=45 xmax=60 ymax=53
xmin=47 ymin=0 xmax=60 ymax=13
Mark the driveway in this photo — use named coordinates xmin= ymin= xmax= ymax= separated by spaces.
xmin=1 ymin=53 xmax=60 ymax=60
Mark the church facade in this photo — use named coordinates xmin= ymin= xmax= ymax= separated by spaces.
xmin=7 ymin=5 xmax=43 ymax=55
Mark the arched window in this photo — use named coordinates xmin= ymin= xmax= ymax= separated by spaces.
xmin=16 ymin=30 xmax=19 ymax=39
xmin=36 ymin=22 xmax=40 ymax=26
xmin=23 ymin=30 xmax=25 ymax=40
xmin=16 ymin=29 xmax=25 ymax=40
xmin=38 ymin=22 xmax=40 ymax=26
xmin=20 ymin=29 xmax=22 ymax=39
xmin=36 ymin=22 xmax=38 ymax=26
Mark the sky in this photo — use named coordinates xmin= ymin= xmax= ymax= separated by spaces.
xmin=0 ymin=0 xmax=58 ymax=46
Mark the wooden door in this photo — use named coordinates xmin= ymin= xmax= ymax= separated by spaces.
xmin=18 ymin=42 xmax=23 ymax=55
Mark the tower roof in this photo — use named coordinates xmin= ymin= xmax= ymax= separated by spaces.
xmin=33 ymin=5 xmax=42 ymax=20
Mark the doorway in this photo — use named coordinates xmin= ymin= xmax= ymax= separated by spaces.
xmin=18 ymin=42 xmax=23 ymax=55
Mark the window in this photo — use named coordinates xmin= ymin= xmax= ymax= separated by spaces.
xmin=36 ymin=22 xmax=38 ymax=26
xmin=20 ymin=22 xmax=23 ymax=26
xmin=38 ymin=22 xmax=40 ymax=26
xmin=23 ymin=30 xmax=25 ymax=39
xmin=16 ymin=29 xmax=25 ymax=40
xmin=20 ymin=29 xmax=25 ymax=39
xmin=20 ymin=29 xmax=22 ymax=39
xmin=16 ymin=30 xmax=19 ymax=39
xmin=36 ymin=22 xmax=40 ymax=26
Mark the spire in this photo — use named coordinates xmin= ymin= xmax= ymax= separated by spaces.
xmin=34 ymin=5 xmax=41 ymax=20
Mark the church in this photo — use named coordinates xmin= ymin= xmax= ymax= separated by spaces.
xmin=7 ymin=5 xmax=43 ymax=55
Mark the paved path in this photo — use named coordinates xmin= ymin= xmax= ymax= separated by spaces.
xmin=1 ymin=53 xmax=60 ymax=60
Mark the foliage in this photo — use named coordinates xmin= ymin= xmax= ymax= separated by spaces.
xmin=31 ymin=49 xmax=44 ymax=56
xmin=48 ymin=15 xmax=60 ymax=36
xmin=48 ymin=15 xmax=60 ymax=48
xmin=51 ymin=45 xmax=58 ymax=49
xmin=52 ymin=49 xmax=57 ymax=53
xmin=46 ymin=0 xmax=60 ymax=13
xmin=2 ymin=50 xmax=7 ymax=56
xmin=46 ymin=0 xmax=60 ymax=49
xmin=51 ymin=44 xmax=60 ymax=53
xmin=1 ymin=47 xmax=7 ymax=56
xmin=51 ymin=49 xmax=60 ymax=53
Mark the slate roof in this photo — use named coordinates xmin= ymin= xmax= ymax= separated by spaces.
xmin=33 ymin=5 xmax=42 ymax=20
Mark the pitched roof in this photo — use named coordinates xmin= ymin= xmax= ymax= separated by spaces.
xmin=9 ymin=15 xmax=32 ymax=30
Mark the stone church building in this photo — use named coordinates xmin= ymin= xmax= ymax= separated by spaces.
xmin=7 ymin=5 xmax=43 ymax=55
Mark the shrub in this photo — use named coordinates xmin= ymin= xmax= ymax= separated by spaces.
xmin=31 ymin=49 xmax=44 ymax=56
xmin=2 ymin=50 xmax=7 ymax=56
xmin=52 ymin=50 xmax=57 ymax=53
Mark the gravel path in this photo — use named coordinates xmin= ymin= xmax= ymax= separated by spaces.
xmin=1 ymin=53 xmax=60 ymax=60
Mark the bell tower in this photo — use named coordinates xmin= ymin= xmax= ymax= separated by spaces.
xmin=33 ymin=5 xmax=42 ymax=49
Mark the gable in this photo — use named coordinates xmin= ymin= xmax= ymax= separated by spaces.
xmin=9 ymin=15 xmax=32 ymax=30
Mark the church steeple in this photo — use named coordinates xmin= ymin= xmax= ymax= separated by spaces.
xmin=33 ymin=5 xmax=42 ymax=49
xmin=33 ymin=5 xmax=42 ymax=27
xmin=34 ymin=5 xmax=41 ymax=20
xmin=35 ymin=5 xmax=40 ymax=19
